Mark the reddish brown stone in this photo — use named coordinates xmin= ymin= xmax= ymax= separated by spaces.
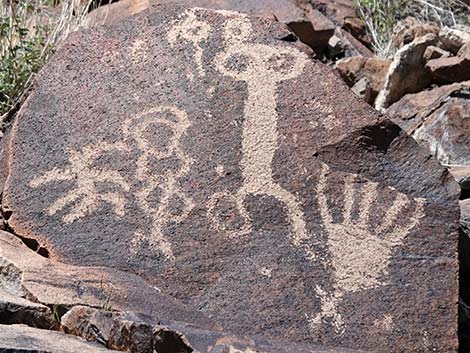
xmin=0 ymin=5 xmax=459 ymax=353
xmin=85 ymin=0 xmax=306 ymax=27
xmin=335 ymin=56 xmax=390 ymax=104
xmin=426 ymin=43 xmax=470 ymax=84
xmin=392 ymin=17 xmax=439 ymax=49
xmin=386 ymin=81 xmax=470 ymax=166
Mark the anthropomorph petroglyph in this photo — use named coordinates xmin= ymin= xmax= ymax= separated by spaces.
xmin=123 ymin=106 xmax=194 ymax=261
xmin=30 ymin=105 xmax=193 ymax=261
xmin=167 ymin=8 xmax=211 ymax=80
xmin=307 ymin=164 xmax=426 ymax=333
xmin=207 ymin=16 xmax=315 ymax=259
xmin=30 ymin=142 xmax=130 ymax=224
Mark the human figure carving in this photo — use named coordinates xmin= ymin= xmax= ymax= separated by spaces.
xmin=308 ymin=163 xmax=426 ymax=333
xmin=208 ymin=17 xmax=315 ymax=259
xmin=123 ymin=105 xmax=194 ymax=261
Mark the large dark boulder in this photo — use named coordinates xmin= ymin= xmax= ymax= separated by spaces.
xmin=0 ymin=5 xmax=460 ymax=352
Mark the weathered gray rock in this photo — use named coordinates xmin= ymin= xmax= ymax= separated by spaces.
xmin=335 ymin=56 xmax=390 ymax=104
xmin=386 ymin=81 xmax=470 ymax=166
xmin=0 ymin=288 xmax=53 ymax=329
xmin=0 ymin=324 xmax=121 ymax=353
xmin=0 ymin=230 xmax=216 ymax=329
xmin=0 ymin=5 xmax=459 ymax=353
xmin=426 ymin=43 xmax=470 ymax=84
xmin=375 ymin=34 xmax=437 ymax=111
xmin=61 ymin=305 xmax=368 ymax=353
xmin=439 ymin=25 xmax=470 ymax=54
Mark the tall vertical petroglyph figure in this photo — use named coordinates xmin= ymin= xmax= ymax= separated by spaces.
xmin=307 ymin=164 xmax=426 ymax=333
xmin=208 ymin=15 xmax=315 ymax=259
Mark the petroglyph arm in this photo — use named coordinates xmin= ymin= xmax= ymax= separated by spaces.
xmin=30 ymin=142 xmax=131 ymax=224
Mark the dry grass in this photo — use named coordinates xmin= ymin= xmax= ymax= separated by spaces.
xmin=0 ymin=0 xmax=97 ymax=117
xmin=354 ymin=0 xmax=470 ymax=58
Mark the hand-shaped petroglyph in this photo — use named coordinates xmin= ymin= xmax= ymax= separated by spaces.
xmin=167 ymin=8 xmax=211 ymax=80
xmin=308 ymin=164 xmax=426 ymax=333
xmin=123 ymin=105 xmax=194 ymax=261
xmin=30 ymin=142 xmax=130 ymax=224
xmin=208 ymin=16 xmax=315 ymax=259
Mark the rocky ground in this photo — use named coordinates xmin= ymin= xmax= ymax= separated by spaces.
xmin=0 ymin=1 xmax=468 ymax=352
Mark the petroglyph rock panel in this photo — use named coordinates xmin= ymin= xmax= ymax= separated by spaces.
xmin=0 ymin=5 xmax=459 ymax=353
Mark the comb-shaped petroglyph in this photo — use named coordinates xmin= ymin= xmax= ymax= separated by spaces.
xmin=30 ymin=142 xmax=130 ymax=224
xmin=167 ymin=8 xmax=211 ymax=80
xmin=124 ymin=105 xmax=194 ymax=261
xmin=307 ymin=163 xmax=426 ymax=333
xmin=207 ymin=16 xmax=315 ymax=260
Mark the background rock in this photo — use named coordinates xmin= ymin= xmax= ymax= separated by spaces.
xmin=375 ymin=34 xmax=437 ymax=111
xmin=426 ymin=42 xmax=470 ymax=84
xmin=335 ymin=56 xmax=390 ymax=104
xmin=439 ymin=25 xmax=470 ymax=54
xmin=0 ymin=324 xmax=121 ymax=353
xmin=0 ymin=230 xmax=216 ymax=330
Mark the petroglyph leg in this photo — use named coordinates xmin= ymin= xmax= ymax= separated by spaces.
xmin=124 ymin=106 xmax=194 ymax=261
xmin=209 ymin=16 xmax=313 ymax=258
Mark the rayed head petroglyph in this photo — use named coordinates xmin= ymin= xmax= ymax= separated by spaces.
xmin=307 ymin=163 xmax=426 ymax=333
xmin=30 ymin=142 xmax=130 ymax=224
xmin=123 ymin=105 xmax=194 ymax=261
xmin=167 ymin=8 xmax=211 ymax=80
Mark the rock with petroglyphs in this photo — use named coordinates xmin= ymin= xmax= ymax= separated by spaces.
xmin=0 ymin=4 xmax=460 ymax=353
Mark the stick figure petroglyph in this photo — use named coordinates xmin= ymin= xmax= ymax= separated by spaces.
xmin=167 ymin=8 xmax=211 ymax=80
xmin=124 ymin=105 xmax=194 ymax=261
xmin=30 ymin=142 xmax=130 ymax=224
xmin=307 ymin=164 xmax=426 ymax=333
xmin=207 ymin=16 xmax=315 ymax=259
xmin=30 ymin=105 xmax=193 ymax=262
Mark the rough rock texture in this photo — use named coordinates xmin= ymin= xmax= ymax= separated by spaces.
xmin=0 ymin=230 xmax=216 ymax=329
xmin=306 ymin=0 xmax=356 ymax=27
xmin=392 ymin=17 xmax=439 ymax=49
xmin=0 ymin=288 xmax=53 ymax=328
xmin=0 ymin=324 xmax=121 ymax=352
xmin=289 ymin=4 xmax=335 ymax=50
xmin=439 ymin=26 xmax=470 ymax=54
xmin=375 ymin=34 xmax=437 ymax=111
xmin=61 ymin=306 xmax=367 ymax=353
xmin=0 ymin=5 xmax=460 ymax=353
xmin=335 ymin=56 xmax=390 ymax=104
xmin=85 ymin=0 xmax=306 ymax=27
xmin=386 ymin=81 xmax=470 ymax=167
xmin=62 ymin=306 xmax=192 ymax=353
xmin=332 ymin=27 xmax=373 ymax=58
xmin=426 ymin=43 xmax=470 ymax=84
xmin=423 ymin=45 xmax=451 ymax=61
